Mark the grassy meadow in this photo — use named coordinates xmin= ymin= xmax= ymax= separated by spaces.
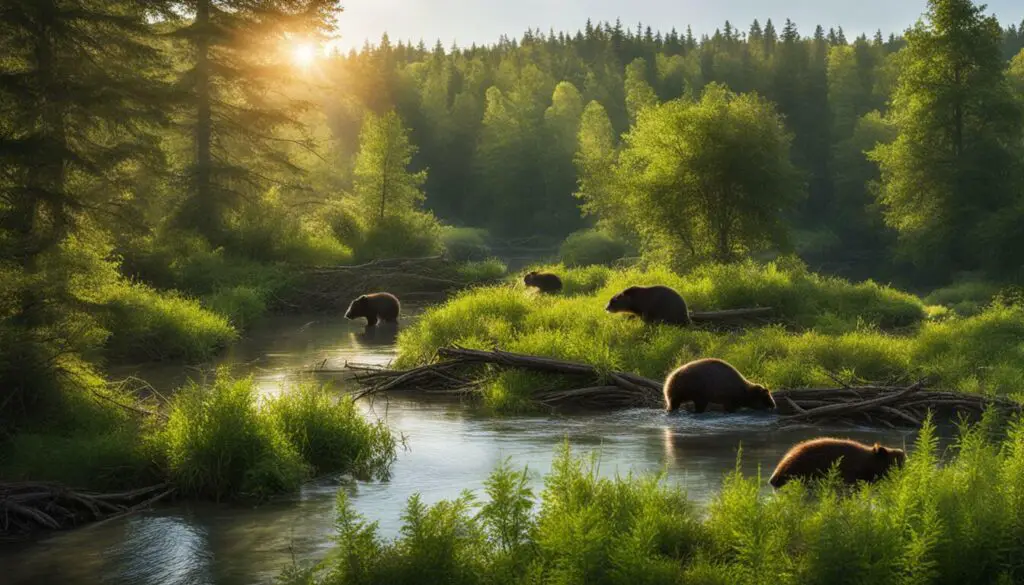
xmin=397 ymin=260 xmax=1024 ymax=412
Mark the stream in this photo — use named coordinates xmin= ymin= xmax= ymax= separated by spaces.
xmin=1 ymin=305 xmax=925 ymax=585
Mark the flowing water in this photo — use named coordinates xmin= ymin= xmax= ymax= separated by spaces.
xmin=2 ymin=306 xmax=928 ymax=585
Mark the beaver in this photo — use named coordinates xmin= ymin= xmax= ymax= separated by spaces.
xmin=344 ymin=292 xmax=400 ymax=327
xmin=524 ymin=271 xmax=563 ymax=293
xmin=769 ymin=438 xmax=906 ymax=488
xmin=663 ymin=358 xmax=775 ymax=413
xmin=605 ymin=285 xmax=691 ymax=325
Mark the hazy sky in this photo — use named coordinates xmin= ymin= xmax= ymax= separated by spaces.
xmin=332 ymin=0 xmax=1023 ymax=51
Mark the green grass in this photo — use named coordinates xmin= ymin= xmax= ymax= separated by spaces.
xmin=155 ymin=369 xmax=400 ymax=501
xmin=442 ymin=227 xmax=493 ymax=262
xmin=397 ymin=262 xmax=1022 ymax=411
xmin=925 ymin=280 xmax=1002 ymax=317
xmin=267 ymin=382 xmax=398 ymax=480
xmin=457 ymin=258 xmax=509 ymax=282
xmin=282 ymin=413 xmax=1024 ymax=585
xmin=100 ymin=281 xmax=238 ymax=363
xmin=559 ymin=229 xmax=631 ymax=267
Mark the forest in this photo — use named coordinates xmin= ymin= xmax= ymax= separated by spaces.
xmin=4 ymin=0 xmax=1024 ymax=582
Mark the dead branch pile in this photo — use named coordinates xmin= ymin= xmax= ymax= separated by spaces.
xmin=290 ymin=256 xmax=501 ymax=312
xmin=337 ymin=347 xmax=1023 ymax=427
xmin=0 ymin=482 xmax=174 ymax=541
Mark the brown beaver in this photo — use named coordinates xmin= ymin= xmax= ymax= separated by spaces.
xmin=663 ymin=358 xmax=775 ymax=413
xmin=769 ymin=438 xmax=906 ymax=489
xmin=344 ymin=292 xmax=400 ymax=327
xmin=524 ymin=271 xmax=562 ymax=293
xmin=605 ymin=285 xmax=691 ymax=325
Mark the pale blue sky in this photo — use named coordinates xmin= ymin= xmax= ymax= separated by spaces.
xmin=332 ymin=0 xmax=1023 ymax=50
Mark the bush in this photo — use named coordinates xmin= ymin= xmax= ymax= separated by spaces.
xmin=559 ymin=229 xmax=629 ymax=267
xmin=283 ymin=415 xmax=1024 ymax=585
xmin=157 ymin=370 xmax=310 ymax=501
xmin=101 ymin=282 xmax=237 ymax=362
xmin=156 ymin=369 xmax=399 ymax=501
xmin=267 ymin=382 xmax=398 ymax=479
xmin=925 ymin=280 xmax=1001 ymax=316
xmin=442 ymin=227 xmax=493 ymax=262
xmin=203 ymin=285 xmax=269 ymax=330
xmin=357 ymin=212 xmax=444 ymax=262
xmin=458 ymin=258 xmax=508 ymax=283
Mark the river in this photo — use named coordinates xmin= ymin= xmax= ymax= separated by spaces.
xmin=2 ymin=305 xmax=925 ymax=585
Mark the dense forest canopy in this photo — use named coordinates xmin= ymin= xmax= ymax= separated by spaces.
xmin=1 ymin=0 xmax=1024 ymax=429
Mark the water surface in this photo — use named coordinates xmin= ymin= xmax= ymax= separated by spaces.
xmin=3 ymin=310 xmax=929 ymax=585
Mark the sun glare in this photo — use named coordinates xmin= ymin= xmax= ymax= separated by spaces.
xmin=292 ymin=42 xmax=317 ymax=68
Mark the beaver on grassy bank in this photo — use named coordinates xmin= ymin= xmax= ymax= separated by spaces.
xmin=605 ymin=285 xmax=691 ymax=326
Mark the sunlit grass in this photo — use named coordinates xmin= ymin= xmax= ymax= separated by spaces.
xmin=397 ymin=261 xmax=1024 ymax=410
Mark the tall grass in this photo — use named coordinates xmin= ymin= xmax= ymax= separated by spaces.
xmin=100 ymin=281 xmax=238 ymax=362
xmin=284 ymin=414 xmax=1024 ymax=585
xmin=397 ymin=262 xmax=1023 ymax=411
xmin=155 ymin=369 xmax=399 ymax=501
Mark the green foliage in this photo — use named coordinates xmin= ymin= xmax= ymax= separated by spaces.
xmin=869 ymin=0 xmax=1024 ymax=280
xmin=559 ymin=230 xmax=630 ymax=267
xmin=924 ymin=280 xmax=1001 ymax=316
xmin=442 ymin=227 xmax=493 ymax=262
xmin=611 ymin=83 xmax=804 ymax=264
xmin=354 ymin=111 xmax=428 ymax=224
xmin=457 ymin=258 xmax=509 ymax=283
xmin=100 ymin=282 xmax=237 ymax=363
xmin=356 ymin=211 xmax=444 ymax=262
xmin=157 ymin=370 xmax=311 ymax=501
xmin=285 ymin=416 xmax=1024 ymax=585
xmin=395 ymin=263 xmax=1024 ymax=411
xmin=266 ymin=382 xmax=398 ymax=479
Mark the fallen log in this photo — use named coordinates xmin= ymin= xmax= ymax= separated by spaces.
xmin=340 ymin=346 xmax=1024 ymax=428
xmin=0 ymin=481 xmax=173 ymax=541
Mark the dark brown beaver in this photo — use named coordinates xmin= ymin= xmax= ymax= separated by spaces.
xmin=344 ymin=292 xmax=400 ymax=327
xmin=524 ymin=271 xmax=563 ymax=293
xmin=663 ymin=358 xmax=775 ymax=413
xmin=769 ymin=437 xmax=906 ymax=488
xmin=605 ymin=285 xmax=691 ymax=325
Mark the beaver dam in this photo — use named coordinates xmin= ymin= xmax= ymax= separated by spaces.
xmin=337 ymin=346 xmax=1023 ymax=429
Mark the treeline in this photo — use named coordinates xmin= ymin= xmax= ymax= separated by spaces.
xmin=326 ymin=3 xmax=1024 ymax=282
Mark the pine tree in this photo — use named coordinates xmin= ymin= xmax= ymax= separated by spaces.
xmin=172 ymin=0 xmax=342 ymax=244
xmin=0 ymin=0 xmax=174 ymax=419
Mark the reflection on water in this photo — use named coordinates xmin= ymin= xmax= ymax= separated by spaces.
xmin=2 ymin=310 xmax=937 ymax=585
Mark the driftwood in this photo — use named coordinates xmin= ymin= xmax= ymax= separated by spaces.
xmin=0 ymin=482 xmax=174 ymax=541
xmin=337 ymin=346 xmax=1023 ymax=428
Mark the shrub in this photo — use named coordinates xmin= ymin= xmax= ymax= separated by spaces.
xmin=559 ymin=229 xmax=630 ymax=267
xmin=287 ymin=415 xmax=1024 ymax=585
xmin=458 ymin=258 xmax=508 ymax=283
xmin=157 ymin=369 xmax=310 ymax=501
xmin=203 ymin=285 xmax=269 ymax=330
xmin=101 ymin=282 xmax=237 ymax=362
xmin=442 ymin=227 xmax=493 ymax=262
xmin=266 ymin=382 xmax=398 ymax=479
xmin=925 ymin=280 xmax=1001 ymax=316
xmin=357 ymin=212 xmax=444 ymax=262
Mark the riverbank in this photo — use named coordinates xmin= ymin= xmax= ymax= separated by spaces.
xmin=396 ymin=261 xmax=1024 ymax=413
xmin=284 ymin=414 xmax=1024 ymax=585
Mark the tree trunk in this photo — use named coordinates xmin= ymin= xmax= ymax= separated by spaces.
xmin=193 ymin=0 xmax=215 ymax=239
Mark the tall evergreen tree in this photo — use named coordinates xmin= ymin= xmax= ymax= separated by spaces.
xmin=0 ymin=0 xmax=174 ymax=419
xmin=172 ymin=0 xmax=342 ymax=244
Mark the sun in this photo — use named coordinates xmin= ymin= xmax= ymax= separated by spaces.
xmin=292 ymin=42 xmax=317 ymax=68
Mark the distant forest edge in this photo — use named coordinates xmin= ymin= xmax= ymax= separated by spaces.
xmin=326 ymin=7 xmax=1024 ymax=284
